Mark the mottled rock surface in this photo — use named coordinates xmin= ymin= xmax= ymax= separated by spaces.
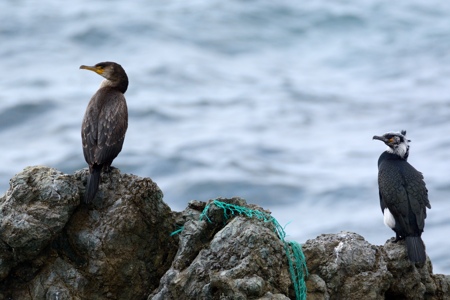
xmin=0 ymin=166 xmax=449 ymax=300
xmin=303 ymin=232 xmax=450 ymax=300
xmin=149 ymin=198 xmax=294 ymax=300
xmin=0 ymin=166 xmax=79 ymax=281
xmin=0 ymin=166 xmax=177 ymax=300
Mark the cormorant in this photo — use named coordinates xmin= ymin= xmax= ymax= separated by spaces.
xmin=80 ymin=62 xmax=128 ymax=203
xmin=373 ymin=130 xmax=431 ymax=264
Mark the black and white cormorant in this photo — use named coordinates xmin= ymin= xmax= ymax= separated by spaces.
xmin=80 ymin=62 xmax=128 ymax=204
xmin=373 ymin=130 xmax=431 ymax=264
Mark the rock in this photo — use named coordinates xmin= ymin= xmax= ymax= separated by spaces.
xmin=303 ymin=232 xmax=450 ymax=300
xmin=0 ymin=166 xmax=79 ymax=280
xmin=1 ymin=166 xmax=449 ymax=299
xmin=149 ymin=198 xmax=294 ymax=299
xmin=382 ymin=238 xmax=447 ymax=300
xmin=303 ymin=232 xmax=392 ymax=299
xmin=0 ymin=166 xmax=178 ymax=299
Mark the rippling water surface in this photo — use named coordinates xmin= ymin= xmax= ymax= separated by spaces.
xmin=1 ymin=0 xmax=449 ymax=273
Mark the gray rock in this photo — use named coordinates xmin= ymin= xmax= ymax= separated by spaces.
xmin=382 ymin=238 xmax=448 ymax=300
xmin=0 ymin=166 xmax=177 ymax=299
xmin=302 ymin=231 xmax=392 ymax=300
xmin=1 ymin=167 xmax=449 ymax=299
xmin=0 ymin=166 xmax=79 ymax=280
xmin=303 ymin=232 xmax=450 ymax=300
xmin=149 ymin=198 xmax=294 ymax=300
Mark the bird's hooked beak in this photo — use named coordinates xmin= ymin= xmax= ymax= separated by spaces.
xmin=372 ymin=135 xmax=387 ymax=143
xmin=80 ymin=65 xmax=104 ymax=75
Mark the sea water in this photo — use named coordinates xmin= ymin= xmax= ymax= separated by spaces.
xmin=1 ymin=0 xmax=449 ymax=273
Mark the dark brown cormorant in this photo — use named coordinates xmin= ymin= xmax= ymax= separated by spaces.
xmin=80 ymin=62 xmax=128 ymax=203
xmin=373 ymin=130 xmax=431 ymax=264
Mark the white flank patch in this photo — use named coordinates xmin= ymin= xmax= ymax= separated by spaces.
xmin=383 ymin=208 xmax=396 ymax=229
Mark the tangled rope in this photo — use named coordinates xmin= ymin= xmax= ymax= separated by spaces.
xmin=174 ymin=199 xmax=308 ymax=300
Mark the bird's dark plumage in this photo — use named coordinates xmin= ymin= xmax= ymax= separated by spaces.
xmin=80 ymin=61 xmax=128 ymax=204
xmin=373 ymin=130 xmax=431 ymax=264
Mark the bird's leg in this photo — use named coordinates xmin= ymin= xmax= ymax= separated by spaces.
xmin=393 ymin=232 xmax=404 ymax=243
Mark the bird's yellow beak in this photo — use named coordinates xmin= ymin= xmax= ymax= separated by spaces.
xmin=80 ymin=65 xmax=104 ymax=75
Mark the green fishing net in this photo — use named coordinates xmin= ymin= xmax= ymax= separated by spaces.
xmin=174 ymin=199 xmax=308 ymax=300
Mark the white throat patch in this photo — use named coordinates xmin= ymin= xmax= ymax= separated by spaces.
xmin=99 ymin=79 xmax=113 ymax=88
xmin=383 ymin=208 xmax=396 ymax=229
xmin=386 ymin=142 xmax=408 ymax=158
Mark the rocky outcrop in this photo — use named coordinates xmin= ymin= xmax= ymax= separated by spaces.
xmin=0 ymin=167 xmax=79 ymax=281
xmin=0 ymin=166 xmax=178 ymax=299
xmin=150 ymin=198 xmax=295 ymax=299
xmin=303 ymin=232 xmax=450 ymax=300
xmin=0 ymin=166 xmax=449 ymax=299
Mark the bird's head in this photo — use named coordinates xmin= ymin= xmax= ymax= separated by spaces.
xmin=80 ymin=61 xmax=128 ymax=92
xmin=80 ymin=61 xmax=124 ymax=80
xmin=373 ymin=130 xmax=410 ymax=159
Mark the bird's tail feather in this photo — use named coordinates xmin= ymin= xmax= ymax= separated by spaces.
xmin=85 ymin=165 xmax=102 ymax=204
xmin=405 ymin=236 xmax=426 ymax=264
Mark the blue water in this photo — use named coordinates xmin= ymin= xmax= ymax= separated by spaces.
xmin=1 ymin=0 xmax=449 ymax=274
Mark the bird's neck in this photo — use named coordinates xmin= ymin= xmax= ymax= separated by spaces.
xmin=386 ymin=143 xmax=409 ymax=160
xmin=378 ymin=151 xmax=404 ymax=167
xmin=99 ymin=78 xmax=128 ymax=93
xmin=99 ymin=79 xmax=114 ymax=89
